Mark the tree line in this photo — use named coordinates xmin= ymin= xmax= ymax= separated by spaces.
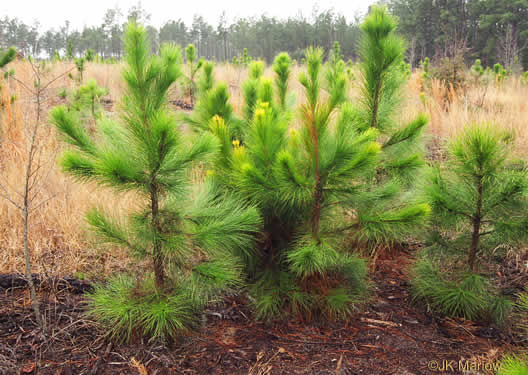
xmin=386 ymin=0 xmax=528 ymax=70
xmin=0 ymin=0 xmax=526 ymax=68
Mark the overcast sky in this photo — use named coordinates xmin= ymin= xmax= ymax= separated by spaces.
xmin=1 ymin=0 xmax=376 ymax=30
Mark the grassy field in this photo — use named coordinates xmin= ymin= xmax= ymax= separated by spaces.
xmin=1 ymin=60 xmax=527 ymax=277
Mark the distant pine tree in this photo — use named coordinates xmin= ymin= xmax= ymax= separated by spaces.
xmin=0 ymin=47 xmax=16 ymax=68
xmin=183 ymin=44 xmax=203 ymax=106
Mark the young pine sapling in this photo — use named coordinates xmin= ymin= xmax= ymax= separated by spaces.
xmin=51 ymin=23 xmax=261 ymax=341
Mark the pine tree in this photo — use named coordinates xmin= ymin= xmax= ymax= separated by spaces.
xmin=197 ymin=60 xmax=215 ymax=95
xmin=425 ymin=125 xmax=528 ymax=272
xmin=195 ymin=47 xmax=428 ymax=321
xmin=51 ymin=23 xmax=261 ymax=341
xmin=0 ymin=47 xmax=16 ymax=128
xmin=325 ymin=41 xmax=348 ymax=102
xmin=74 ymin=57 xmax=85 ymax=83
xmin=0 ymin=47 xmax=16 ymax=69
xmin=184 ymin=7 xmax=430 ymax=321
xmin=272 ymin=52 xmax=292 ymax=111
xmin=67 ymin=40 xmax=74 ymax=60
xmin=184 ymin=44 xmax=203 ymax=106
xmin=470 ymin=59 xmax=485 ymax=84
xmin=352 ymin=5 xmax=429 ymax=249
xmin=412 ymin=124 xmax=528 ymax=322
xmin=85 ymin=49 xmax=95 ymax=62
xmin=70 ymin=79 xmax=108 ymax=128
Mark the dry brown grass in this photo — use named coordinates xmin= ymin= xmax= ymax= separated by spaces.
xmin=1 ymin=60 xmax=527 ymax=277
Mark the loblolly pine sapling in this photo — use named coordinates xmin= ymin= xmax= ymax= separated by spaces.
xmin=51 ymin=23 xmax=261 ymax=341
xmin=0 ymin=47 xmax=16 ymax=69
xmin=195 ymin=46 xmax=429 ymax=321
xmin=0 ymin=47 xmax=16 ymax=122
xmin=184 ymin=8 xmax=430 ymax=321
xmin=70 ymin=79 xmax=109 ymax=128
xmin=183 ymin=44 xmax=204 ymax=106
xmin=493 ymin=63 xmax=508 ymax=84
xmin=470 ymin=59 xmax=485 ymax=85
xmin=85 ymin=49 xmax=95 ymax=62
xmin=197 ymin=60 xmax=215 ymax=95
xmin=425 ymin=124 xmax=528 ymax=271
xmin=272 ymin=53 xmax=293 ymax=111
xmin=67 ymin=40 xmax=74 ymax=60
xmin=350 ymin=5 xmax=429 ymax=252
xmin=411 ymin=124 xmax=528 ymax=323
xmin=325 ymin=41 xmax=348 ymax=103
xmin=74 ymin=57 xmax=85 ymax=84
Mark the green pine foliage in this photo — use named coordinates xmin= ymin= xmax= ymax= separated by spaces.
xmin=197 ymin=60 xmax=215 ymax=95
xmin=272 ymin=52 xmax=293 ymax=111
xmin=470 ymin=59 xmax=485 ymax=84
xmin=412 ymin=124 xmax=528 ymax=323
xmin=357 ymin=6 xmax=428 ymax=186
xmin=186 ymin=7 xmax=429 ymax=322
xmin=74 ymin=57 xmax=85 ymax=83
xmin=67 ymin=39 xmax=74 ymax=60
xmin=498 ymin=354 xmax=528 ymax=375
xmin=420 ymin=57 xmax=430 ymax=80
xmin=513 ymin=286 xmax=528 ymax=342
xmin=0 ymin=47 xmax=16 ymax=69
xmin=85 ymin=49 xmax=95 ymax=62
xmin=493 ymin=63 xmax=508 ymax=84
xmin=325 ymin=41 xmax=348 ymax=102
xmin=522 ymin=71 xmax=528 ymax=85
xmin=51 ymin=23 xmax=261 ymax=342
xmin=183 ymin=44 xmax=204 ymax=106
xmin=410 ymin=257 xmax=511 ymax=323
xmin=425 ymin=124 xmax=528 ymax=271
xmin=70 ymin=79 xmax=108 ymax=124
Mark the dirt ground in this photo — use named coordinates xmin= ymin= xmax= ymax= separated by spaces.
xmin=0 ymin=248 xmax=520 ymax=375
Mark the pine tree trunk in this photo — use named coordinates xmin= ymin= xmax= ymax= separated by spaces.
xmin=311 ymin=117 xmax=322 ymax=243
xmin=371 ymin=79 xmax=382 ymax=128
xmin=150 ymin=186 xmax=165 ymax=289
xmin=468 ymin=176 xmax=483 ymax=271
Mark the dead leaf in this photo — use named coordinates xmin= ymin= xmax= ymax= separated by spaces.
xmin=21 ymin=363 xmax=35 ymax=373
xmin=130 ymin=357 xmax=148 ymax=375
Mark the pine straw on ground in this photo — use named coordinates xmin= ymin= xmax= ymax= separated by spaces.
xmin=0 ymin=249 xmax=519 ymax=375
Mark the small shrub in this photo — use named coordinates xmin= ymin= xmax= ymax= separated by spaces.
xmin=493 ymin=63 xmax=508 ymax=84
xmin=521 ymin=71 xmax=528 ymax=85
xmin=431 ymin=55 xmax=467 ymax=91
xmin=85 ymin=49 xmax=95 ymax=62
xmin=0 ymin=47 xmax=16 ymax=68
xmin=470 ymin=59 xmax=485 ymax=85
